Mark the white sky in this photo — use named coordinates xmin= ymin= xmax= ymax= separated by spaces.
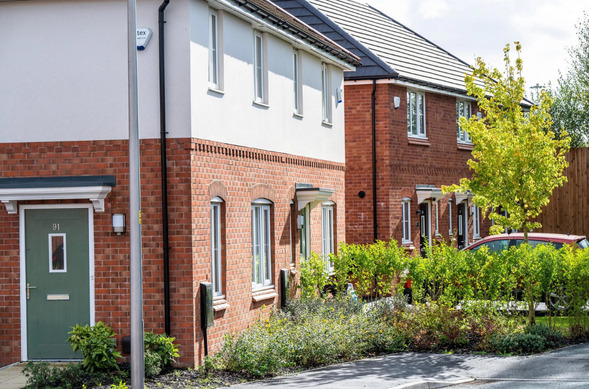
xmin=363 ymin=0 xmax=589 ymax=92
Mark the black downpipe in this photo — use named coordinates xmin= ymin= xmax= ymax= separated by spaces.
xmin=159 ymin=0 xmax=171 ymax=336
xmin=372 ymin=79 xmax=377 ymax=242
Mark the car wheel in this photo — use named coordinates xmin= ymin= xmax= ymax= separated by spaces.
xmin=548 ymin=287 xmax=570 ymax=312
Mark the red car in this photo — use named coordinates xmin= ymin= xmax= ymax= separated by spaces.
xmin=465 ymin=232 xmax=589 ymax=252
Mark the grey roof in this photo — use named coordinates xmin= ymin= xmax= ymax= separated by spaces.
xmin=231 ymin=0 xmax=361 ymax=66
xmin=271 ymin=0 xmax=397 ymax=79
xmin=273 ymin=0 xmax=480 ymax=94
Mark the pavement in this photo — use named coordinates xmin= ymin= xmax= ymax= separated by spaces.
xmin=3 ymin=343 xmax=588 ymax=389
xmin=229 ymin=342 xmax=589 ymax=389
xmin=0 ymin=363 xmax=26 ymax=389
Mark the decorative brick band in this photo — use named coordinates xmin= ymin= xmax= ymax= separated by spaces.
xmin=192 ymin=140 xmax=345 ymax=172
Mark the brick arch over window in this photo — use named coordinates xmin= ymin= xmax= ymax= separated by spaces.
xmin=209 ymin=180 xmax=228 ymax=200
xmin=250 ymin=183 xmax=275 ymax=203
xmin=400 ymin=187 xmax=413 ymax=200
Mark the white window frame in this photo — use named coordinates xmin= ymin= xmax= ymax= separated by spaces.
xmin=48 ymin=233 xmax=67 ymax=273
xmin=473 ymin=205 xmax=481 ymax=239
xmin=434 ymin=201 xmax=440 ymax=236
xmin=253 ymin=31 xmax=268 ymax=105
xmin=293 ymin=50 xmax=303 ymax=116
xmin=252 ymin=199 xmax=272 ymax=288
xmin=211 ymin=197 xmax=223 ymax=296
xmin=321 ymin=62 xmax=332 ymax=124
xmin=456 ymin=99 xmax=472 ymax=143
xmin=402 ymin=197 xmax=412 ymax=244
xmin=321 ymin=203 xmax=335 ymax=272
xmin=448 ymin=199 xmax=453 ymax=236
xmin=208 ymin=9 xmax=223 ymax=91
xmin=407 ymin=90 xmax=426 ymax=138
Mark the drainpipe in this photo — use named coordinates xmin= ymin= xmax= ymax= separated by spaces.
xmin=372 ymin=79 xmax=377 ymax=242
xmin=159 ymin=0 xmax=171 ymax=336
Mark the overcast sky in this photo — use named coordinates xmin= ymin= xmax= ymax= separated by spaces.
xmin=363 ymin=0 xmax=589 ymax=93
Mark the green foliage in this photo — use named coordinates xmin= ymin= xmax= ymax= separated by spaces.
xmin=299 ymin=252 xmax=330 ymax=299
xmin=109 ymin=382 xmax=128 ymax=389
xmin=67 ymin=321 xmax=121 ymax=372
xmin=524 ymin=324 xmax=564 ymax=349
xmin=491 ymin=333 xmax=546 ymax=354
xmin=444 ymin=42 xmax=570 ymax=237
xmin=22 ymin=361 xmax=124 ymax=389
xmin=332 ymin=239 xmax=409 ymax=299
xmin=144 ymin=331 xmax=180 ymax=377
xmin=549 ymin=12 xmax=589 ymax=148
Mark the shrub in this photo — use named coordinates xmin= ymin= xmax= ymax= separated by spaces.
xmin=491 ymin=333 xmax=546 ymax=354
xmin=299 ymin=252 xmax=329 ymax=299
xmin=525 ymin=323 xmax=564 ymax=349
xmin=22 ymin=361 xmax=122 ymax=389
xmin=144 ymin=332 xmax=180 ymax=377
xmin=67 ymin=321 xmax=121 ymax=372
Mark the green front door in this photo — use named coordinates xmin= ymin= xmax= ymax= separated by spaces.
xmin=25 ymin=208 xmax=90 ymax=359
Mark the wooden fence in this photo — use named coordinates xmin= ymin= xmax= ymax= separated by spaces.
xmin=536 ymin=147 xmax=589 ymax=237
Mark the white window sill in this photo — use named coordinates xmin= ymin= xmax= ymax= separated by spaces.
xmin=208 ymin=86 xmax=224 ymax=95
xmin=408 ymin=136 xmax=430 ymax=146
xmin=293 ymin=112 xmax=304 ymax=119
xmin=252 ymin=285 xmax=277 ymax=302
xmin=457 ymin=142 xmax=474 ymax=151
xmin=213 ymin=295 xmax=229 ymax=311
xmin=322 ymin=120 xmax=333 ymax=127
xmin=253 ymin=100 xmax=270 ymax=109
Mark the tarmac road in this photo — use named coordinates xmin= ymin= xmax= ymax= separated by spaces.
xmin=229 ymin=342 xmax=589 ymax=389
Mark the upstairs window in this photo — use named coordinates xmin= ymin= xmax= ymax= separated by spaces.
xmin=208 ymin=10 xmax=223 ymax=90
xmin=456 ymin=100 xmax=472 ymax=143
xmin=321 ymin=63 xmax=332 ymax=123
xmin=407 ymin=91 xmax=426 ymax=137
xmin=293 ymin=50 xmax=303 ymax=115
xmin=253 ymin=32 xmax=267 ymax=104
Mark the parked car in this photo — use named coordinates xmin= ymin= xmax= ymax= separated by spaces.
xmin=465 ymin=232 xmax=588 ymax=311
xmin=465 ymin=232 xmax=589 ymax=253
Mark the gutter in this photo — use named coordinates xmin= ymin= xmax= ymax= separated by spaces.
xmin=159 ymin=0 xmax=171 ymax=336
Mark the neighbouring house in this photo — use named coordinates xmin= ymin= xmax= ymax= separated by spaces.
xmin=0 ymin=0 xmax=359 ymax=367
xmin=274 ymin=0 xmax=505 ymax=254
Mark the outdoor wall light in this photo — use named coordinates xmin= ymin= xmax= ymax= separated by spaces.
xmin=112 ymin=214 xmax=126 ymax=235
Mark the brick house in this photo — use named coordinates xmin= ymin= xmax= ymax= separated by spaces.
xmin=0 ymin=0 xmax=358 ymax=367
xmin=274 ymin=0 xmax=497 ymax=253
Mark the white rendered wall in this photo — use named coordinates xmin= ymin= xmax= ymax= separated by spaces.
xmin=189 ymin=1 xmax=346 ymax=164
xmin=0 ymin=0 xmax=192 ymax=143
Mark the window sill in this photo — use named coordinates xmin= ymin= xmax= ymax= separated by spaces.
xmin=402 ymin=242 xmax=415 ymax=250
xmin=208 ymin=87 xmax=225 ymax=95
xmin=457 ymin=142 xmax=473 ymax=151
xmin=213 ymin=296 xmax=229 ymax=312
xmin=293 ymin=112 xmax=304 ymax=119
xmin=252 ymin=285 xmax=277 ymax=302
xmin=252 ymin=100 xmax=270 ymax=109
xmin=408 ymin=136 xmax=430 ymax=146
xmin=322 ymin=120 xmax=333 ymax=128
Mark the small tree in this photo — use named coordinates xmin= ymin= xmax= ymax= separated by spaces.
xmin=444 ymin=42 xmax=570 ymax=241
xmin=550 ymin=12 xmax=589 ymax=148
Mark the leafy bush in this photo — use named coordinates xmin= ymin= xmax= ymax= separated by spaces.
xmin=67 ymin=321 xmax=121 ymax=372
xmin=144 ymin=332 xmax=180 ymax=377
xmin=332 ymin=239 xmax=408 ymax=299
xmin=525 ymin=323 xmax=564 ymax=349
xmin=22 ymin=361 xmax=123 ymax=389
xmin=299 ymin=252 xmax=330 ymax=299
xmin=491 ymin=333 xmax=546 ymax=354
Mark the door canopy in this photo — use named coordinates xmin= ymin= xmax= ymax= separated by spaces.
xmin=0 ymin=175 xmax=116 ymax=214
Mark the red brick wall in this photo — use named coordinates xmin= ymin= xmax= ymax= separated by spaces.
xmin=344 ymin=82 xmax=491 ymax=248
xmin=0 ymin=138 xmax=345 ymax=367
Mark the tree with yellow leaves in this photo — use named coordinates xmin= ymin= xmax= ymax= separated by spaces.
xmin=445 ymin=42 xmax=570 ymax=242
